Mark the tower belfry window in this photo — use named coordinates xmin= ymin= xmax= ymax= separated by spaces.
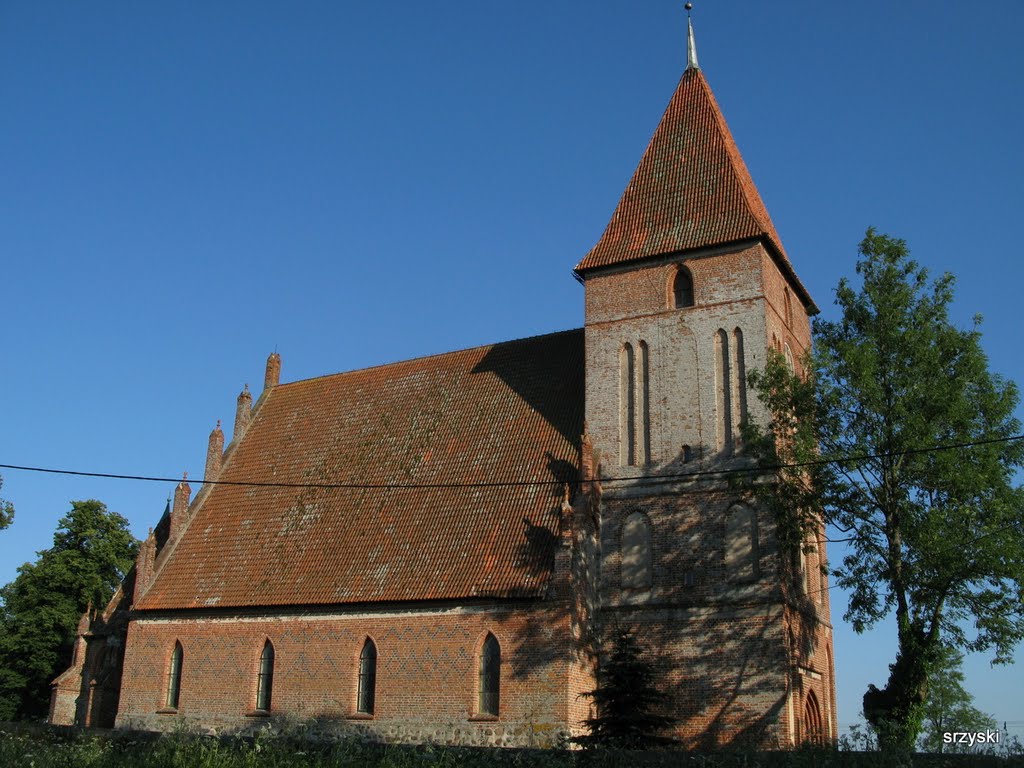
xmin=673 ymin=267 xmax=695 ymax=308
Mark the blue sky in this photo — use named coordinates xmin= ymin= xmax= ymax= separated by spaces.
xmin=1 ymin=1 xmax=1022 ymax=738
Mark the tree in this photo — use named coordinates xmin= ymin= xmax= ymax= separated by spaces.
xmin=838 ymin=718 xmax=879 ymax=751
xmin=0 ymin=500 xmax=137 ymax=720
xmin=918 ymin=645 xmax=996 ymax=753
xmin=574 ymin=625 xmax=676 ymax=749
xmin=744 ymin=230 xmax=1024 ymax=751
xmin=0 ymin=475 xmax=13 ymax=530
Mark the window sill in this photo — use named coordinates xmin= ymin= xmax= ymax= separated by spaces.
xmin=245 ymin=710 xmax=271 ymax=718
xmin=156 ymin=708 xmax=178 ymax=715
xmin=346 ymin=712 xmax=374 ymax=720
xmin=468 ymin=714 xmax=499 ymax=722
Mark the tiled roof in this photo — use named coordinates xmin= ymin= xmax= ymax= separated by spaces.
xmin=136 ymin=330 xmax=584 ymax=610
xmin=576 ymin=68 xmax=815 ymax=312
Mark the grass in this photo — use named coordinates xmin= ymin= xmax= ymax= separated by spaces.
xmin=2 ymin=725 xmax=1023 ymax=768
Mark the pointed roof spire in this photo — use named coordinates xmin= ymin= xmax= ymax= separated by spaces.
xmin=685 ymin=3 xmax=699 ymax=71
xmin=574 ymin=27 xmax=817 ymax=312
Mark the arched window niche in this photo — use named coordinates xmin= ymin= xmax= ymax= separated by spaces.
xmin=619 ymin=343 xmax=635 ymax=466
xmin=725 ymin=502 xmax=759 ymax=582
xmin=357 ymin=638 xmax=377 ymax=715
xmin=803 ymin=690 xmax=824 ymax=745
xmin=714 ymin=329 xmax=733 ymax=455
xmin=164 ymin=641 xmax=183 ymax=711
xmin=638 ymin=340 xmax=651 ymax=465
xmin=256 ymin=640 xmax=275 ymax=712
xmin=620 ymin=511 xmax=653 ymax=591
xmin=478 ymin=633 xmax=501 ymax=717
xmin=670 ymin=265 xmax=695 ymax=309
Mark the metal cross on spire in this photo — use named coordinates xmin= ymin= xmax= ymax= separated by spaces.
xmin=685 ymin=2 xmax=700 ymax=71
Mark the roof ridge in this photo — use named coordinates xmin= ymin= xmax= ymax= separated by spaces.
xmin=277 ymin=327 xmax=584 ymax=389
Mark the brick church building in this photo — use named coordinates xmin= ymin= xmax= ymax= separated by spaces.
xmin=50 ymin=19 xmax=837 ymax=749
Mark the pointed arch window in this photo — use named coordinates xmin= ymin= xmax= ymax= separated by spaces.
xmin=165 ymin=641 xmax=183 ymax=710
xmin=357 ymin=639 xmax=377 ymax=715
xmin=638 ymin=340 xmax=651 ymax=465
xmin=673 ymin=266 xmax=695 ymax=308
xmin=732 ymin=327 xmax=747 ymax=446
xmin=619 ymin=343 xmax=635 ymax=465
xmin=803 ymin=690 xmax=824 ymax=745
xmin=478 ymin=633 xmax=501 ymax=716
xmin=824 ymin=645 xmax=834 ymax=739
xmin=793 ymin=542 xmax=808 ymax=595
xmin=714 ymin=329 xmax=733 ymax=455
xmin=256 ymin=640 xmax=274 ymax=712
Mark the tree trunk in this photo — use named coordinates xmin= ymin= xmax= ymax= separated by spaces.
xmin=863 ymin=626 xmax=939 ymax=751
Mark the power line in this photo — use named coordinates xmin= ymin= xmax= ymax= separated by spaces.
xmin=4 ymin=433 xmax=1023 ymax=490
xmin=0 ymin=434 xmax=1021 ymax=491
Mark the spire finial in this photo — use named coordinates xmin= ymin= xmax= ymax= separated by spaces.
xmin=685 ymin=3 xmax=699 ymax=71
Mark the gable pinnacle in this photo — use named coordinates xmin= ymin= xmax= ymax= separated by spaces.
xmin=685 ymin=3 xmax=699 ymax=71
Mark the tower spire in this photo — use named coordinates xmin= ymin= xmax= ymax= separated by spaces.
xmin=685 ymin=3 xmax=699 ymax=71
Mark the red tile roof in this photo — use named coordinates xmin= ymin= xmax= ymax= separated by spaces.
xmin=576 ymin=68 xmax=816 ymax=312
xmin=136 ymin=330 xmax=584 ymax=610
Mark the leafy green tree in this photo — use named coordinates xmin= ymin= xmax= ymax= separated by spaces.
xmin=0 ymin=475 xmax=13 ymax=530
xmin=0 ymin=500 xmax=137 ymax=720
xmin=838 ymin=718 xmax=879 ymax=751
xmin=919 ymin=645 xmax=996 ymax=753
xmin=743 ymin=230 xmax=1024 ymax=751
xmin=575 ymin=625 xmax=676 ymax=749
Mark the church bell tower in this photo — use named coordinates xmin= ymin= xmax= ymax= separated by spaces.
xmin=574 ymin=10 xmax=836 ymax=748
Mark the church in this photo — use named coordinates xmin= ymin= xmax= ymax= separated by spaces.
xmin=49 ymin=17 xmax=837 ymax=749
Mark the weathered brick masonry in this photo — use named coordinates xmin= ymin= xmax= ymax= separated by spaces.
xmin=117 ymin=605 xmax=579 ymax=746
xmin=51 ymin=34 xmax=836 ymax=749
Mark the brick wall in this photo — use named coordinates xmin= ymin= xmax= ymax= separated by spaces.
xmin=116 ymin=603 xmax=581 ymax=747
xmin=599 ymin=486 xmax=792 ymax=749
xmin=584 ymin=242 xmax=773 ymax=473
xmin=582 ymin=239 xmax=835 ymax=749
xmin=761 ymin=250 xmax=813 ymax=361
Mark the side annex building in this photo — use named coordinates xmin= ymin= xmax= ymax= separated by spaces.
xmin=50 ymin=29 xmax=838 ymax=749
